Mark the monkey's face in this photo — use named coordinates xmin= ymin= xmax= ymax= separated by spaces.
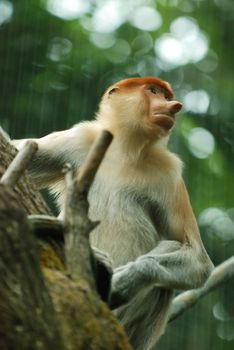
xmin=145 ymin=85 xmax=182 ymax=133
xmin=98 ymin=77 xmax=182 ymax=140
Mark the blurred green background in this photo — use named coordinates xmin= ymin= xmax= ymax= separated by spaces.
xmin=0 ymin=0 xmax=234 ymax=348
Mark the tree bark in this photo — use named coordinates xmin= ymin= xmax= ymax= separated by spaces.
xmin=0 ymin=185 xmax=65 ymax=350
xmin=0 ymin=132 xmax=131 ymax=350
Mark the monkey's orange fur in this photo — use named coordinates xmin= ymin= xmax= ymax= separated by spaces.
xmin=109 ymin=76 xmax=174 ymax=97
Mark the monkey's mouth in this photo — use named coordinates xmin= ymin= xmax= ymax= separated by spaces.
xmin=151 ymin=114 xmax=175 ymax=131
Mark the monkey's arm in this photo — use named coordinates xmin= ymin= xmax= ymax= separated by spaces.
xmin=12 ymin=123 xmax=98 ymax=188
xmin=110 ymin=180 xmax=214 ymax=309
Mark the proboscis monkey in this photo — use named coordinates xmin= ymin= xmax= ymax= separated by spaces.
xmin=13 ymin=77 xmax=213 ymax=350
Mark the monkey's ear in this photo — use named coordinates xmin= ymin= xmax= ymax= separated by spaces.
xmin=108 ymin=87 xmax=119 ymax=97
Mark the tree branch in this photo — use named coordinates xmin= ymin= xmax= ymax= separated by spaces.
xmin=64 ymin=130 xmax=113 ymax=287
xmin=169 ymin=256 xmax=234 ymax=322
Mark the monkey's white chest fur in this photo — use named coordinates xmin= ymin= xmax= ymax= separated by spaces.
xmin=88 ymin=148 xmax=182 ymax=268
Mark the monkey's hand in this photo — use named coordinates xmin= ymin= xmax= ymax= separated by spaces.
xmin=109 ymin=261 xmax=147 ymax=309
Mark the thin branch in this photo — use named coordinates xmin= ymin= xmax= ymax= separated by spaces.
xmin=169 ymin=256 xmax=234 ymax=322
xmin=0 ymin=140 xmax=38 ymax=186
xmin=64 ymin=130 xmax=113 ymax=287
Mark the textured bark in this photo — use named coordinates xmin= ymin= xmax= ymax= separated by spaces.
xmin=0 ymin=185 xmax=64 ymax=350
xmin=0 ymin=132 xmax=131 ymax=350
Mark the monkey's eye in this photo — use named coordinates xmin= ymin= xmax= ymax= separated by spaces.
xmin=148 ymin=86 xmax=159 ymax=95
xmin=108 ymin=87 xmax=119 ymax=96
xmin=165 ymin=94 xmax=172 ymax=101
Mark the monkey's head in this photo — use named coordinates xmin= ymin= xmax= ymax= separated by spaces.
xmin=97 ymin=77 xmax=182 ymax=141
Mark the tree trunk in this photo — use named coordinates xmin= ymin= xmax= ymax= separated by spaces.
xmin=0 ymin=133 xmax=131 ymax=350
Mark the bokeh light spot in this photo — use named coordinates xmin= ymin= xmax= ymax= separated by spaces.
xmin=199 ymin=207 xmax=234 ymax=241
xmin=187 ymin=127 xmax=215 ymax=159
xmin=183 ymin=90 xmax=210 ymax=114
xmin=106 ymin=39 xmax=131 ymax=63
xmin=91 ymin=1 xmax=126 ymax=33
xmin=155 ymin=16 xmax=208 ymax=68
xmin=170 ymin=16 xmax=198 ymax=38
xmin=90 ymin=32 xmax=116 ymax=49
xmin=47 ymin=0 xmax=91 ymax=20
xmin=131 ymin=6 xmax=162 ymax=31
xmin=47 ymin=37 xmax=73 ymax=62
xmin=0 ymin=0 xmax=13 ymax=25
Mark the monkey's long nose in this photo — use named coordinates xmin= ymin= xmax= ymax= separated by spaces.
xmin=170 ymin=101 xmax=183 ymax=114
